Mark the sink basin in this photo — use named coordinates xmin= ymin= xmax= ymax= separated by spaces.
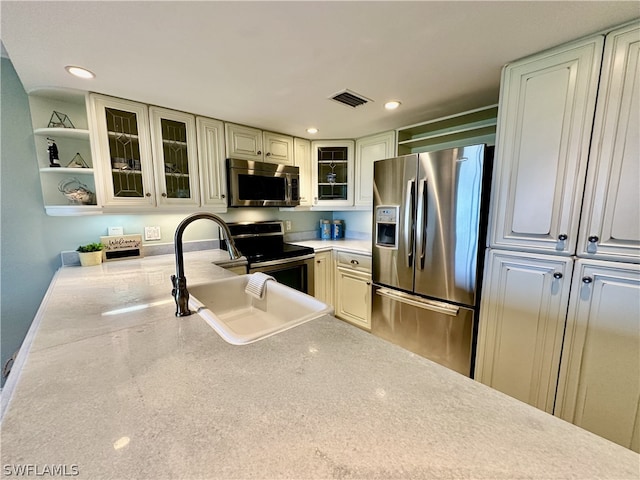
xmin=188 ymin=275 xmax=333 ymax=345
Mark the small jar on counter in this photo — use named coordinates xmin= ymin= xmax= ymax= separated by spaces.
xmin=332 ymin=219 xmax=344 ymax=239
xmin=320 ymin=219 xmax=331 ymax=240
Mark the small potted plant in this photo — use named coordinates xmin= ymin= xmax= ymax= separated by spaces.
xmin=76 ymin=242 xmax=105 ymax=267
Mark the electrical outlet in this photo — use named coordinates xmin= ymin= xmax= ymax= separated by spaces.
xmin=285 ymin=220 xmax=292 ymax=231
xmin=144 ymin=226 xmax=161 ymax=241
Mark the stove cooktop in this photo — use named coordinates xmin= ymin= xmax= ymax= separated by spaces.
xmin=222 ymin=221 xmax=315 ymax=266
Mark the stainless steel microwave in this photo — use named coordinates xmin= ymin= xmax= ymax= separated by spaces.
xmin=227 ymin=158 xmax=300 ymax=207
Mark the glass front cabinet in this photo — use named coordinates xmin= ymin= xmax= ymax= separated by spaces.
xmin=311 ymin=140 xmax=355 ymax=207
xmin=89 ymin=94 xmax=199 ymax=208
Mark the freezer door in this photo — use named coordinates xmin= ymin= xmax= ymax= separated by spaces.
xmin=414 ymin=145 xmax=485 ymax=306
xmin=372 ymin=155 xmax=419 ymax=292
xmin=371 ymin=286 xmax=474 ymax=376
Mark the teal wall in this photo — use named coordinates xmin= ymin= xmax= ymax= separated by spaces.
xmin=0 ymin=56 xmax=371 ymax=382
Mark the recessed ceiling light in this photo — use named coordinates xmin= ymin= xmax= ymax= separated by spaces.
xmin=384 ymin=100 xmax=401 ymax=110
xmin=306 ymin=127 xmax=318 ymax=134
xmin=65 ymin=65 xmax=95 ymax=79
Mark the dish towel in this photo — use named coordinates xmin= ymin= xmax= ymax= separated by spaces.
xmin=245 ymin=272 xmax=276 ymax=300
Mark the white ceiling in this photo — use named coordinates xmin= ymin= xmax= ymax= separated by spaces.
xmin=2 ymin=1 xmax=638 ymax=139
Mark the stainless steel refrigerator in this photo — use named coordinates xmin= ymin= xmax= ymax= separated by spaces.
xmin=371 ymin=144 xmax=492 ymax=377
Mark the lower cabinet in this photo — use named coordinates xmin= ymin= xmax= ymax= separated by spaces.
xmin=555 ymin=259 xmax=640 ymax=453
xmin=475 ymin=250 xmax=572 ymax=413
xmin=334 ymin=251 xmax=372 ymax=330
xmin=313 ymin=250 xmax=334 ymax=305
xmin=476 ymin=251 xmax=640 ymax=452
xmin=312 ymin=249 xmax=372 ymax=330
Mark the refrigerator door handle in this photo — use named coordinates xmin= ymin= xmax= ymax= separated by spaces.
xmin=418 ymin=179 xmax=428 ymax=270
xmin=405 ymin=179 xmax=416 ymax=267
xmin=376 ymin=288 xmax=460 ymax=316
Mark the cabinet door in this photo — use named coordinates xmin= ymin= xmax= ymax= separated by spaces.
xmin=311 ymin=140 xmax=355 ymax=207
xmin=89 ymin=94 xmax=155 ymax=207
xmin=263 ymin=131 xmax=293 ymax=165
xmin=355 ymin=131 xmax=396 ymax=206
xmin=294 ymin=138 xmax=312 ymax=206
xmin=555 ymin=259 xmax=640 ymax=453
xmin=475 ymin=249 xmax=572 ymax=413
xmin=225 ymin=123 xmax=263 ymax=161
xmin=335 ymin=267 xmax=371 ymax=330
xmin=313 ymin=250 xmax=334 ymax=305
xmin=489 ymin=36 xmax=604 ymax=255
xmin=578 ymin=23 xmax=640 ymax=263
xmin=149 ymin=107 xmax=199 ymax=207
xmin=196 ymin=116 xmax=227 ymax=209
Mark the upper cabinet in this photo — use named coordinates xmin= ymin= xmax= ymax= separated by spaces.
xmin=149 ymin=107 xmax=200 ymax=207
xmin=577 ymin=23 xmax=640 ymax=263
xmin=90 ymin=94 xmax=222 ymax=211
xmin=28 ymin=89 xmax=100 ymax=216
xmin=354 ymin=131 xmax=395 ymax=207
xmin=225 ymin=123 xmax=293 ymax=165
xmin=311 ymin=140 xmax=355 ymax=208
xmin=294 ymin=137 xmax=312 ymax=207
xmin=489 ymin=36 xmax=604 ymax=255
xmin=196 ymin=116 xmax=227 ymax=209
xmin=89 ymin=94 xmax=156 ymax=208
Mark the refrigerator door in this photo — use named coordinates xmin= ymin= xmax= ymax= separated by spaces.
xmin=414 ymin=145 xmax=485 ymax=306
xmin=371 ymin=285 xmax=475 ymax=376
xmin=372 ymin=154 xmax=419 ymax=293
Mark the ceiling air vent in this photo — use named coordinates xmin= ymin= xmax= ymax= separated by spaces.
xmin=329 ymin=89 xmax=372 ymax=108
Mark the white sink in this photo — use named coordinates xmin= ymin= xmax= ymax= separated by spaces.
xmin=188 ymin=274 xmax=333 ymax=345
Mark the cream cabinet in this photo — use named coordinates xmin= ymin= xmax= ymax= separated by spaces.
xmin=196 ymin=116 xmax=227 ymax=210
xmin=478 ymin=21 xmax=640 ymax=451
xmin=149 ymin=107 xmax=200 ymax=207
xmin=354 ymin=131 xmax=395 ymax=207
xmin=225 ymin=123 xmax=293 ymax=165
xmin=294 ymin=137 xmax=312 ymax=207
xmin=334 ymin=251 xmax=372 ymax=330
xmin=311 ymin=140 xmax=355 ymax=208
xmin=555 ymin=259 xmax=640 ymax=453
xmin=577 ymin=23 xmax=640 ymax=263
xmin=475 ymin=250 xmax=572 ymax=413
xmin=89 ymin=94 xmax=156 ymax=208
xmin=91 ymin=95 xmax=202 ymax=209
xmin=313 ymin=250 xmax=334 ymax=305
xmin=28 ymin=89 xmax=100 ymax=216
xmin=489 ymin=35 xmax=604 ymax=255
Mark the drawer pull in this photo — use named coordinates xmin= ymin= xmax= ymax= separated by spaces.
xmin=350 ymin=259 xmax=359 ymax=265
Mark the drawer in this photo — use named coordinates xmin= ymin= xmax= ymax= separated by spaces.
xmin=336 ymin=251 xmax=371 ymax=273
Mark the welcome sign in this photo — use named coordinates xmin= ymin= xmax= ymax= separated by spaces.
xmin=100 ymin=234 xmax=143 ymax=261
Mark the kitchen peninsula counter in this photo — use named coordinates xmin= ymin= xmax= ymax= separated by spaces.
xmin=1 ymin=251 xmax=638 ymax=479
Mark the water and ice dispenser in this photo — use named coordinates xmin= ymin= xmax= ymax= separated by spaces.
xmin=375 ymin=205 xmax=399 ymax=249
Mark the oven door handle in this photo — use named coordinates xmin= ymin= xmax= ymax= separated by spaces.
xmin=250 ymin=254 xmax=315 ymax=269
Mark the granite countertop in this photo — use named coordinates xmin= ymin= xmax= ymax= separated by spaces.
xmin=292 ymin=238 xmax=372 ymax=254
xmin=1 ymin=250 xmax=638 ymax=479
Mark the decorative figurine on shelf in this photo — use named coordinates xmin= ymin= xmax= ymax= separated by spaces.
xmin=47 ymin=138 xmax=61 ymax=167
xmin=66 ymin=152 xmax=89 ymax=168
xmin=48 ymin=111 xmax=75 ymax=129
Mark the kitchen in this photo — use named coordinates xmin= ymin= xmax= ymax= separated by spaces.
xmin=1 ymin=2 xmax=639 ymax=477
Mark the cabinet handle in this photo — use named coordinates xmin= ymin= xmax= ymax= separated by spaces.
xmin=553 ymin=272 xmax=563 ymax=279
xmin=257 ymin=150 xmax=262 ymax=155
xmin=558 ymin=234 xmax=568 ymax=241
xmin=588 ymin=235 xmax=599 ymax=243
xmin=366 ymin=282 xmax=371 ymax=286
xmin=316 ymin=260 xmax=321 ymax=264
xmin=350 ymin=259 xmax=359 ymax=265
xmin=265 ymin=152 xmax=271 ymax=157
xmin=145 ymin=193 xmax=151 ymax=197
xmin=161 ymin=193 xmax=167 ymax=197
xmin=582 ymin=276 xmax=593 ymax=284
